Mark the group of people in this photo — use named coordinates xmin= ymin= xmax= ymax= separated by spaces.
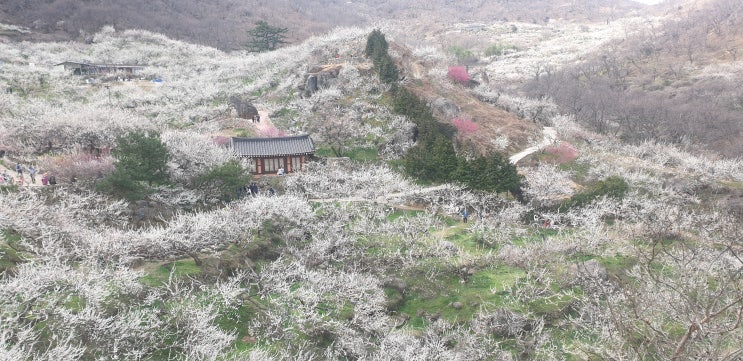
xmin=238 ymin=182 xmax=276 ymax=199
xmin=1 ymin=163 xmax=57 ymax=186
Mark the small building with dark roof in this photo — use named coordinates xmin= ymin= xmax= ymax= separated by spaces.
xmin=231 ymin=134 xmax=315 ymax=175
xmin=56 ymin=62 xmax=145 ymax=76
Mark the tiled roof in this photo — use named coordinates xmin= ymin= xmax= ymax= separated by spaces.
xmin=55 ymin=62 xmax=144 ymax=68
xmin=232 ymin=134 xmax=315 ymax=157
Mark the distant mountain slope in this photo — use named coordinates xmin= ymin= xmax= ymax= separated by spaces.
xmin=524 ymin=0 xmax=743 ymax=157
xmin=0 ymin=0 xmax=642 ymax=50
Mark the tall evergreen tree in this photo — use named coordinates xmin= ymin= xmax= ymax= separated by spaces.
xmin=112 ymin=131 xmax=170 ymax=187
xmin=247 ymin=20 xmax=288 ymax=52
xmin=365 ymin=29 xmax=398 ymax=83
xmin=364 ymin=29 xmax=388 ymax=61
xmin=377 ymin=56 xmax=399 ymax=83
xmin=404 ymin=135 xmax=457 ymax=183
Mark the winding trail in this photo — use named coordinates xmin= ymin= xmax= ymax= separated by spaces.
xmin=509 ymin=127 xmax=557 ymax=165
xmin=253 ymin=110 xmax=280 ymax=136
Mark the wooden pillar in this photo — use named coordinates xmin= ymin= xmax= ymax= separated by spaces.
xmin=257 ymin=158 xmax=263 ymax=174
xmin=285 ymin=156 xmax=292 ymax=173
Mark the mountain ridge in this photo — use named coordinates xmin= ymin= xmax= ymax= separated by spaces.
xmin=1 ymin=0 xmax=644 ymax=50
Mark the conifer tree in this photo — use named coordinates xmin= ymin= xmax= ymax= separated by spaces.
xmin=96 ymin=131 xmax=170 ymax=200
xmin=365 ymin=29 xmax=398 ymax=83
xmin=364 ymin=29 xmax=388 ymax=61
xmin=247 ymin=20 xmax=289 ymax=52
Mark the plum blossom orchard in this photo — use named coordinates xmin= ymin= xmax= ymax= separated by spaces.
xmin=1 ymin=20 xmax=741 ymax=360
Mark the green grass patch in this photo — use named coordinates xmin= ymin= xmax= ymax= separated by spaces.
xmin=599 ymin=254 xmax=637 ymax=277
xmin=485 ymin=43 xmax=519 ymax=57
xmin=441 ymin=224 xmax=498 ymax=254
xmin=62 ymin=294 xmax=86 ymax=313
xmin=217 ymin=303 xmax=261 ymax=353
xmin=233 ymin=128 xmax=256 ymax=138
xmin=568 ymin=252 xmax=595 ymax=263
xmin=559 ymin=176 xmax=629 ymax=211
xmin=140 ymin=259 xmax=202 ymax=286
xmin=387 ymin=209 xmax=425 ymax=222
xmin=559 ymin=160 xmax=590 ymax=183
xmin=315 ymin=145 xmax=379 ymax=163
xmin=396 ymin=265 xmax=525 ymax=328
xmin=316 ymin=300 xmax=355 ymax=321
xmin=0 ymin=184 xmax=18 ymax=193
xmin=0 ymin=242 xmax=24 ymax=273
xmin=527 ymin=291 xmax=578 ymax=322
xmin=718 ymin=180 xmax=743 ymax=190
xmin=511 ymin=228 xmax=560 ymax=247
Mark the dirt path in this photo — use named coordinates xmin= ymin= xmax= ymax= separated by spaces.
xmin=253 ymin=110 xmax=279 ymax=136
xmin=509 ymin=127 xmax=557 ymax=165
xmin=0 ymin=161 xmax=43 ymax=188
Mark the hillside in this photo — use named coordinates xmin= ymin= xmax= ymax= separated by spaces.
xmin=523 ymin=0 xmax=743 ymax=157
xmin=0 ymin=0 xmax=643 ymax=50
xmin=1 ymin=7 xmax=742 ymax=361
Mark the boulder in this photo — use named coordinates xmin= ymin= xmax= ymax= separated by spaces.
xmin=431 ymin=97 xmax=460 ymax=119
xmin=382 ymin=276 xmax=408 ymax=293
xmin=228 ymin=96 xmax=258 ymax=119
xmin=301 ymin=63 xmax=344 ymax=96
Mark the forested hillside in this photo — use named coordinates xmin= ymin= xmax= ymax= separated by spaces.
xmin=1 ymin=1 xmax=741 ymax=359
xmin=524 ymin=0 xmax=743 ymax=157
xmin=0 ymin=0 xmax=641 ymax=50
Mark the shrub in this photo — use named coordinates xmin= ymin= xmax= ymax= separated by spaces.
xmin=544 ymin=141 xmax=578 ymax=164
xmin=448 ymin=46 xmax=478 ymax=64
xmin=38 ymin=152 xmax=115 ymax=183
xmin=454 ymin=152 xmax=522 ymax=194
xmin=484 ymin=44 xmax=519 ymax=57
xmin=447 ymin=66 xmax=470 ymax=85
xmin=193 ymin=160 xmax=252 ymax=202
xmin=212 ymin=136 xmax=231 ymax=147
xmin=451 ymin=118 xmax=478 ymax=134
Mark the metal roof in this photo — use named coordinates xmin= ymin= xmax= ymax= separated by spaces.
xmin=231 ymin=134 xmax=315 ymax=157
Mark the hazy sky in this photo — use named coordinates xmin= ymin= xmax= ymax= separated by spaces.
xmin=631 ymin=0 xmax=665 ymax=4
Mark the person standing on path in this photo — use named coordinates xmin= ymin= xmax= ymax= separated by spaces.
xmin=461 ymin=209 xmax=468 ymax=223
xmin=15 ymin=163 xmax=22 ymax=177
xmin=28 ymin=165 xmax=37 ymax=184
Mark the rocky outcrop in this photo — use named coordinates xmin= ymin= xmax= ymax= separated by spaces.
xmin=300 ymin=63 xmax=344 ymax=97
xmin=228 ymin=96 xmax=258 ymax=119
xmin=431 ymin=97 xmax=460 ymax=119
